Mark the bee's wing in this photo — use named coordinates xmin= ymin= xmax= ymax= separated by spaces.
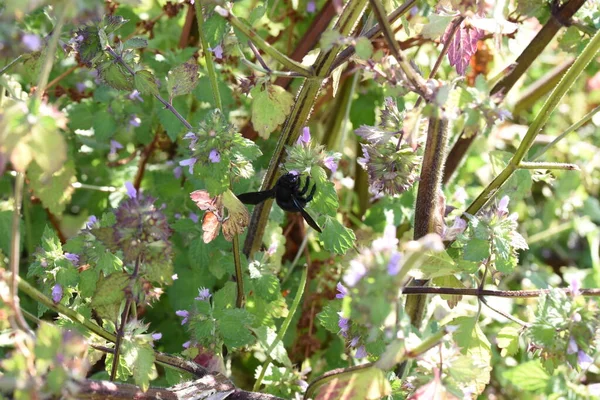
xmin=293 ymin=197 xmax=322 ymax=233
xmin=237 ymin=189 xmax=275 ymax=205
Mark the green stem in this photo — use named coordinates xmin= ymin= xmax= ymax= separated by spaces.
xmin=215 ymin=6 xmax=312 ymax=77
xmin=527 ymin=220 xmax=576 ymax=245
xmin=529 ymin=104 xmax=600 ymax=161
xmin=243 ymin=0 xmax=369 ymax=256
xmin=518 ymin=161 xmax=579 ymax=170
xmin=233 ymin=235 xmax=245 ymax=308
xmin=253 ymin=263 xmax=309 ymax=391
xmin=33 ymin=5 xmax=68 ymax=104
xmin=0 ymin=55 xmax=23 ymax=77
xmin=465 ymin=28 xmax=600 ymax=217
xmin=195 ymin=1 xmax=223 ymax=110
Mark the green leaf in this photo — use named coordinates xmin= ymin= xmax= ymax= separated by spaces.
xmin=167 ymin=59 xmax=200 ymax=99
xmin=34 ymin=322 xmax=62 ymax=362
xmin=30 ymin=124 xmax=67 ymax=175
xmin=354 ymin=37 xmax=373 ymax=59
xmin=463 ymin=238 xmax=490 ymax=262
xmin=250 ymin=84 xmax=294 ymax=139
xmin=91 ymin=272 xmax=129 ymax=320
xmin=314 ymin=367 xmax=391 ymax=399
xmin=134 ymin=70 xmax=159 ymax=96
xmin=496 ymin=326 xmax=520 ymax=357
xmin=421 ymin=14 xmax=454 ymax=39
xmin=254 ymin=326 xmax=292 ymax=367
xmin=28 ymin=161 xmax=76 ymax=215
xmin=203 ymin=13 xmax=228 ymax=48
xmin=248 ymin=262 xmax=280 ymax=302
xmin=97 ymin=250 xmax=124 ymax=275
xmin=320 ymin=216 xmax=356 ymax=255
xmin=124 ymin=37 xmax=148 ymax=49
xmin=503 ymin=361 xmax=550 ymax=392
xmin=309 ymin=166 xmax=338 ymax=216
xmin=219 ymin=308 xmax=256 ymax=348
xmin=76 ymin=27 xmax=102 ymax=66
xmin=121 ymin=339 xmax=157 ymax=392
xmin=92 ymin=109 xmax=117 ymax=142
xmin=97 ymin=61 xmax=134 ymax=91
xmin=40 ymin=225 xmax=62 ymax=254
xmin=317 ymin=301 xmax=342 ymax=334
xmin=490 ymin=151 xmax=532 ymax=202
xmin=417 ymin=250 xmax=459 ymax=278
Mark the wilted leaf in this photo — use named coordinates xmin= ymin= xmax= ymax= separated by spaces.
xmin=202 ymin=211 xmax=221 ymax=243
xmin=251 ymin=84 xmax=294 ymax=139
xmin=221 ymin=189 xmax=250 ymax=240
xmin=167 ymin=59 xmax=200 ymax=99
xmin=443 ymin=21 xmax=483 ymax=75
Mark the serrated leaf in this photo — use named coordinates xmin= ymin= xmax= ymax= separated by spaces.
xmin=203 ymin=13 xmax=228 ymax=48
xmin=497 ymin=326 xmax=520 ymax=357
xmin=98 ymin=61 xmax=134 ymax=91
xmin=432 ymin=274 xmax=463 ymax=308
xmin=134 ymin=70 xmax=159 ymax=96
xmin=121 ymin=339 xmax=157 ymax=392
xmin=254 ymin=326 xmax=292 ymax=367
xmin=75 ymin=27 xmax=102 ymax=66
xmin=28 ymin=161 xmax=76 ymax=215
xmin=250 ymin=84 xmax=294 ymax=139
xmin=167 ymin=59 xmax=199 ymax=99
xmin=219 ymin=308 xmax=255 ymax=348
xmin=503 ymin=361 xmax=549 ymax=392
xmin=489 ymin=151 xmax=532 ymax=202
xmin=320 ymin=216 xmax=355 ymax=255
xmin=463 ymin=238 xmax=490 ymax=262
xmin=310 ymin=166 xmax=338 ymax=216
xmin=416 ymin=249 xmax=458 ymax=278
xmin=421 ymin=14 xmax=454 ymax=39
xmin=91 ymin=273 xmax=129 ymax=320
xmin=124 ymin=37 xmax=148 ymax=49
xmin=30 ymin=124 xmax=67 ymax=176
xmin=317 ymin=301 xmax=342 ymax=334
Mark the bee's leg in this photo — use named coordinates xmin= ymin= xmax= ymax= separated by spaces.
xmin=299 ymin=176 xmax=310 ymax=196
xmin=305 ymin=184 xmax=317 ymax=202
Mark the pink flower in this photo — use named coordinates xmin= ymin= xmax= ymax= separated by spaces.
xmin=323 ymin=156 xmax=338 ymax=173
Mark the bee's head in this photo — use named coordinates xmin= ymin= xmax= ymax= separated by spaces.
xmin=278 ymin=172 xmax=300 ymax=188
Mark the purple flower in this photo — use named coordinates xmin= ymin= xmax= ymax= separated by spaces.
xmin=124 ymin=182 xmax=137 ymax=199
xmin=183 ymin=131 xmax=198 ymax=147
xmin=343 ymin=260 xmax=367 ymax=287
xmin=179 ymin=157 xmax=197 ymax=174
xmin=152 ymin=332 xmax=162 ymax=340
xmin=210 ymin=44 xmax=224 ymax=59
xmin=195 ymin=287 xmax=211 ymax=301
xmin=75 ymin=82 xmax=87 ymax=93
xmin=337 ymin=312 xmax=349 ymax=336
xmin=176 ymin=310 xmax=189 ymax=325
xmin=173 ymin=166 xmax=183 ymax=180
xmin=129 ymin=115 xmax=141 ymax=127
xmin=64 ymin=253 xmax=79 ymax=266
xmin=41 ymin=259 xmax=48 ymax=268
xmin=335 ymin=282 xmax=348 ymax=299
xmin=297 ymin=126 xmax=311 ymax=145
xmin=110 ymin=140 xmax=123 ymax=155
xmin=350 ymin=336 xmax=360 ymax=347
xmin=209 ymin=149 xmax=221 ymax=163
xmin=443 ymin=217 xmax=467 ymax=241
xmin=182 ymin=340 xmax=191 ymax=349
xmin=189 ymin=212 xmax=199 ymax=223
xmin=172 ymin=274 xmax=179 ymax=280
xmin=355 ymin=345 xmax=367 ymax=359
xmin=578 ymin=350 xmax=593 ymax=368
xmin=387 ymin=252 xmax=402 ymax=276
xmin=22 ymin=33 xmax=42 ymax=51
xmin=568 ymin=338 xmax=578 ymax=354
xmin=497 ymin=196 xmax=509 ymax=217
xmin=323 ymin=156 xmax=338 ymax=173
xmin=174 ymin=213 xmax=182 ymax=219
xmin=306 ymin=0 xmax=316 ymax=13
xmin=52 ymin=284 xmax=63 ymax=303
xmin=496 ymin=109 xmax=512 ymax=122
xmin=128 ymin=90 xmax=144 ymax=102
xmin=86 ymin=215 xmax=98 ymax=229
xmin=570 ymin=277 xmax=581 ymax=296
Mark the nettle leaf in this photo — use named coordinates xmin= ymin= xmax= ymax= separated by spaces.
xmin=75 ymin=27 xmax=103 ymax=66
xmin=134 ymin=70 xmax=159 ymax=96
xmin=121 ymin=339 xmax=157 ymax=392
xmin=124 ymin=37 xmax=148 ymax=49
xmin=421 ymin=14 xmax=454 ymax=39
xmin=248 ymin=262 xmax=280 ymax=302
xmin=490 ymin=151 xmax=532 ymax=202
xmin=309 ymin=165 xmax=338 ymax=216
xmin=250 ymin=84 xmax=294 ymax=139
xmin=320 ymin=216 xmax=355 ymax=255
xmin=203 ymin=13 xmax=228 ymax=48
xmin=102 ymin=14 xmax=129 ymax=34
xmin=416 ymin=249 xmax=458 ymax=278
xmin=503 ymin=360 xmax=550 ymax=392
xmin=167 ymin=59 xmax=200 ymax=99
xmin=219 ymin=308 xmax=256 ymax=348
xmin=91 ymin=272 xmax=129 ymax=321
xmin=317 ymin=301 xmax=342 ymax=334
xmin=254 ymin=326 xmax=292 ymax=367
xmin=496 ymin=325 xmax=520 ymax=357
xmin=463 ymin=238 xmax=490 ymax=262
xmin=443 ymin=20 xmax=483 ymax=75
xmin=354 ymin=37 xmax=373 ymax=60
xmin=97 ymin=61 xmax=134 ymax=91
xmin=28 ymin=161 xmax=76 ymax=215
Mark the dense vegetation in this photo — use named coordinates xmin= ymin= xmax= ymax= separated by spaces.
xmin=1 ymin=0 xmax=600 ymax=398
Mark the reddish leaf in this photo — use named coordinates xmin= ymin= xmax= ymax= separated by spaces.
xmin=444 ymin=21 xmax=484 ymax=75
xmin=202 ymin=212 xmax=221 ymax=243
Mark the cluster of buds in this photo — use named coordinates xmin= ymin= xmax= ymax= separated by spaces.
xmin=356 ymin=98 xmax=421 ymax=196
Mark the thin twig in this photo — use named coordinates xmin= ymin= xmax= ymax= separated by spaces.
xmin=401 ymin=286 xmax=600 ymax=297
xmin=110 ymin=255 xmax=143 ymax=381
xmin=518 ymin=161 xmax=579 ymax=170
xmin=133 ymin=130 xmax=161 ymax=191
xmin=195 ymin=0 xmax=223 ymax=111
xmin=248 ymin=40 xmax=271 ymax=72
xmin=9 ymin=173 xmax=34 ymax=336
xmin=46 ymin=65 xmax=78 ymax=90
xmin=104 ymin=45 xmax=193 ymax=131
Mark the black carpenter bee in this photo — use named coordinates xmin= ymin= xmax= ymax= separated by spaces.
xmin=237 ymin=173 xmax=322 ymax=233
